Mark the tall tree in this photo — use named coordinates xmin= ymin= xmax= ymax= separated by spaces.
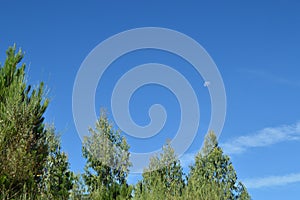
xmin=41 ymin=125 xmax=74 ymax=199
xmin=186 ymin=131 xmax=251 ymax=200
xmin=134 ymin=141 xmax=185 ymax=200
xmin=82 ymin=111 xmax=132 ymax=199
xmin=0 ymin=46 xmax=49 ymax=197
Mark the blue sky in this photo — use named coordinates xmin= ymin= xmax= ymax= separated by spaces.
xmin=1 ymin=1 xmax=300 ymax=199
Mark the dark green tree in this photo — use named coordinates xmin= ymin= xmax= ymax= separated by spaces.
xmin=0 ymin=46 xmax=75 ymax=199
xmin=82 ymin=111 xmax=132 ymax=199
xmin=134 ymin=141 xmax=185 ymax=200
xmin=186 ymin=131 xmax=251 ymax=200
xmin=0 ymin=46 xmax=49 ymax=198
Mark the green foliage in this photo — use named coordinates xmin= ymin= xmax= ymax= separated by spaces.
xmin=134 ymin=142 xmax=185 ymax=200
xmin=41 ymin=125 xmax=74 ymax=199
xmin=0 ymin=45 xmax=49 ymax=198
xmin=134 ymin=132 xmax=251 ymax=200
xmin=0 ymin=45 xmax=251 ymax=199
xmin=69 ymin=174 xmax=88 ymax=200
xmin=0 ymin=46 xmax=73 ymax=199
xmin=82 ymin=111 xmax=132 ymax=199
xmin=186 ymin=131 xmax=251 ymax=200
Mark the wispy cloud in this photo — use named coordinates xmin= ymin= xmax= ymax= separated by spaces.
xmin=221 ymin=122 xmax=300 ymax=155
xmin=179 ymin=122 xmax=300 ymax=168
xmin=243 ymin=173 xmax=300 ymax=189
xmin=240 ymin=68 xmax=300 ymax=88
xmin=178 ymin=123 xmax=300 ymax=190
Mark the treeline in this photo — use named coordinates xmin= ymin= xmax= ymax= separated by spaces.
xmin=0 ymin=46 xmax=251 ymax=199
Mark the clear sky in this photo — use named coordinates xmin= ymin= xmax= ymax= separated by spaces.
xmin=1 ymin=1 xmax=300 ymax=199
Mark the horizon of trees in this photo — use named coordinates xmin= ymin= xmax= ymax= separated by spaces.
xmin=0 ymin=46 xmax=251 ymax=199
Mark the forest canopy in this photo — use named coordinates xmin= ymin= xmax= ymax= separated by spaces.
xmin=0 ymin=46 xmax=250 ymax=199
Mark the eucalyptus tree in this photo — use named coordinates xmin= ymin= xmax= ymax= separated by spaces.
xmin=41 ymin=125 xmax=74 ymax=199
xmin=82 ymin=111 xmax=132 ymax=199
xmin=186 ymin=131 xmax=251 ymax=200
xmin=135 ymin=142 xmax=185 ymax=200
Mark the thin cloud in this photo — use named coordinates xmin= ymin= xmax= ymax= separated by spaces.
xmin=179 ymin=123 xmax=300 ymax=190
xmin=180 ymin=122 xmax=300 ymax=167
xmin=221 ymin=122 xmax=300 ymax=155
xmin=243 ymin=173 xmax=300 ymax=189
xmin=240 ymin=68 xmax=300 ymax=88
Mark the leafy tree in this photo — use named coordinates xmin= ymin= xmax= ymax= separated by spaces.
xmin=82 ymin=111 xmax=132 ymax=199
xmin=69 ymin=174 xmax=88 ymax=200
xmin=186 ymin=131 xmax=251 ymax=200
xmin=0 ymin=46 xmax=49 ymax=198
xmin=41 ymin=125 xmax=74 ymax=199
xmin=0 ymin=45 xmax=251 ymax=200
xmin=134 ymin=141 xmax=185 ymax=200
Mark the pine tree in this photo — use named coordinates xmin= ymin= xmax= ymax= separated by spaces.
xmin=82 ymin=111 xmax=132 ymax=199
xmin=0 ymin=46 xmax=49 ymax=198
xmin=0 ymin=45 xmax=75 ymax=199
xmin=186 ymin=131 xmax=251 ymax=200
